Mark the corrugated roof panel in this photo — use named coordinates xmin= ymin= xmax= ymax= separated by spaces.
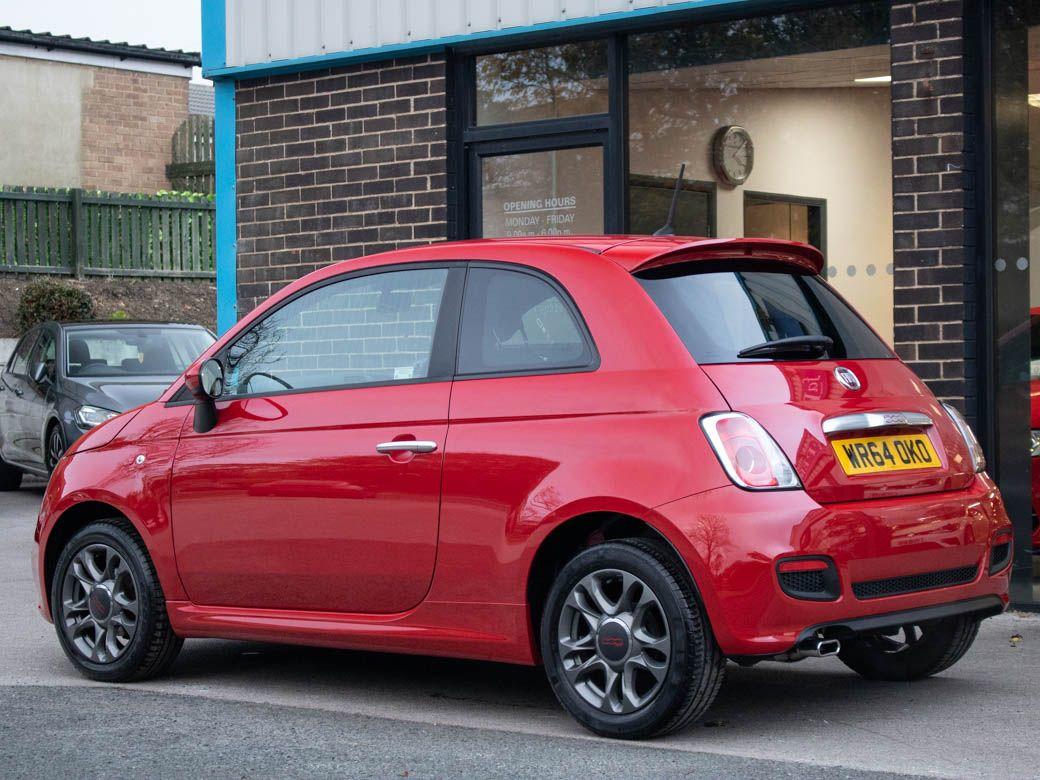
xmin=222 ymin=0 xmax=748 ymax=69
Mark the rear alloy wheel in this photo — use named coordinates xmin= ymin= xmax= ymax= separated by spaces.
xmin=837 ymin=615 xmax=980 ymax=681
xmin=51 ymin=519 xmax=182 ymax=681
xmin=46 ymin=424 xmax=67 ymax=474
xmin=541 ymin=539 xmax=724 ymax=739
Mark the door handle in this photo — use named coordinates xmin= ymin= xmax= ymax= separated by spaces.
xmin=376 ymin=440 xmax=438 ymax=454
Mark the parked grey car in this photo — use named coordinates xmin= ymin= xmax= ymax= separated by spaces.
xmin=0 ymin=321 xmax=214 ymax=488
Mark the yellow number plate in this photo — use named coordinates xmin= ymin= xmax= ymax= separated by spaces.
xmin=831 ymin=433 xmax=942 ymax=476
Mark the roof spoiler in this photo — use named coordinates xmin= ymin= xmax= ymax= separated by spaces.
xmin=627 ymin=238 xmax=825 ymax=276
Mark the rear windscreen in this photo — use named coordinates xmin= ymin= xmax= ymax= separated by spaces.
xmin=637 ymin=266 xmax=893 ymax=364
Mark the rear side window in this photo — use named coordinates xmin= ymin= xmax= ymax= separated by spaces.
xmin=637 ymin=267 xmax=892 ymax=364
xmin=457 ymin=267 xmax=593 ymax=375
xmin=7 ymin=331 xmax=37 ymax=376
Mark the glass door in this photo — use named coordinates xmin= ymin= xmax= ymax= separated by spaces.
xmin=468 ymin=138 xmax=606 ymax=238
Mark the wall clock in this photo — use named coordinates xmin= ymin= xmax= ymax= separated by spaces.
xmin=712 ymin=125 xmax=754 ymax=186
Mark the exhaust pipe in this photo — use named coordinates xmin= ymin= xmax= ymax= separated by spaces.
xmin=805 ymin=638 xmax=841 ymax=657
xmin=769 ymin=636 xmax=842 ymax=662
xmin=743 ymin=636 xmax=843 ymax=665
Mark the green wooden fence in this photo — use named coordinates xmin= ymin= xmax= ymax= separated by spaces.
xmin=0 ymin=187 xmax=215 ymax=278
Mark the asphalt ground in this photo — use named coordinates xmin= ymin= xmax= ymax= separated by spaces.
xmin=3 ymin=482 xmax=1038 ymax=778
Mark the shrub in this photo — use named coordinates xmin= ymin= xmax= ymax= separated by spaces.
xmin=17 ymin=279 xmax=95 ymax=333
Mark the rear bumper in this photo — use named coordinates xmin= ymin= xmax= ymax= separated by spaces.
xmin=793 ymin=595 xmax=1004 ymax=646
xmin=651 ymin=475 xmax=1012 ymax=657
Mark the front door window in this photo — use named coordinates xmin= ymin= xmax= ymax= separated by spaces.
xmin=222 ymin=267 xmax=451 ymax=395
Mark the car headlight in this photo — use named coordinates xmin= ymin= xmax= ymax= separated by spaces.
xmin=1032 ymin=430 xmax=1040 ymax=458
xmin=75 ymin=405 xmax=120 ymax=429
xmin=941 ymin=402 xmax=986 ymax=474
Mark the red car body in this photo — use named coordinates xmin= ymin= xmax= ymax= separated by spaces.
xmin=1031 ymin=308 xmax=1040 ymax=551
xmin=33 ymin=236 xmax=1011 ymax=666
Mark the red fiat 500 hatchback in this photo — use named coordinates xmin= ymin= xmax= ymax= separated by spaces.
xmin=34 ymin=236 xmax=1012 ymax=739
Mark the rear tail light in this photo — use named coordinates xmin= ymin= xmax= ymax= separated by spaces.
xmin=701 ymin=412 xmax=800 ymax=490
xmin=941 ymin=402 xmax=986 ymax=473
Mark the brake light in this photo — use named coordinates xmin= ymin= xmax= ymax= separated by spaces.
xmin=701 ymin=412 xmax=800 ymax=490
xmin=941 ymin=402 xmax=986 ymax=474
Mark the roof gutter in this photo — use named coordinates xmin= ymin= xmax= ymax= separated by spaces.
xmin=0 ymin=28 xmax=199 ymax=67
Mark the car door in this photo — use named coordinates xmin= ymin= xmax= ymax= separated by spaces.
xmin=171 ymin=264 xmax=463 ymax=614
xmin=1 ymin=329 xmax=40 ymax=465
xmin=23 ymin=326 xmax=57 ymax=466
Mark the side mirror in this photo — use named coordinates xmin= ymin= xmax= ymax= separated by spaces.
xmin=31 ymin=362 xmax=48 ymax=384
xmin=186 ymin=358 xmax=224 ymax=433
xmin=199 ymin=358 xmax=225 ymax=398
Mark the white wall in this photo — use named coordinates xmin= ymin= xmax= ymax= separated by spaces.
xmin=630 ymin=86 xmax=895 ymax=342
xmin=0 ymin=57 xmax=87 ymax=188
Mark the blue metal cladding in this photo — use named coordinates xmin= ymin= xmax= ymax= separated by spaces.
xmin=214 ymin=78 xmax=237 ymax=335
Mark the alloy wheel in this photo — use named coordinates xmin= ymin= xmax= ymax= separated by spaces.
xmin=46 ymin=426 xmax=65 ymax=472
xmin=862 ymin=624 xmax=924 ymax=654
xmin=556 ymin=568 xmax=671 ymax=715
xmin=59 ymin=543 xmax=139 ymax=663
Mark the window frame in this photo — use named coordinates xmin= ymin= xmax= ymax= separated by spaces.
xmin=204 ymin=262 xmax=467 ymax=402
xmin=454 ymin=261 xmax=600 ymax=381
xmin=742 ymin=191 xmax=828 ymax=254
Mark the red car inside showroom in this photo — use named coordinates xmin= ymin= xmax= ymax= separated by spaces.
xmin=34 ymin=236 xmax=1012 ymax=739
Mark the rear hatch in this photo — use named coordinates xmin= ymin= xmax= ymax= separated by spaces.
xmin=631 ymin=244 xmax=975 ymax=503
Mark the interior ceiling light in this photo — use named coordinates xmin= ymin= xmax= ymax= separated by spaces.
xmin=854 ymin=75 xmax=892 ymax=84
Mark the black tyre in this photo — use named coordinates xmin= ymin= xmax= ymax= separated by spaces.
xmin=837 ymin=615 xmax=980 ymax=681
xmin=540 ymin=538 xmax=724 ymax=739
xmin=45 ymin=423 xmax=67 ymax=475
xmin=50 ymin=518 xmax=182 ymax=682
xmin=0 ymin=454 xmax=22 ymax=490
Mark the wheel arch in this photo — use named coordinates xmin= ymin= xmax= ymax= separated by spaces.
xmin=524 ymin=511 xmax=705 ymax=662
xmin=42 ymin=500 xmax=140 ymax=611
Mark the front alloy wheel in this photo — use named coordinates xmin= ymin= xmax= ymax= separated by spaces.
xmin=51 ymin=519 xmax=183 ymax=681
xmin=542 ymin=539 xmax=724 ymax=739
xmin=60 ymin=543 xmax=139 ymax=662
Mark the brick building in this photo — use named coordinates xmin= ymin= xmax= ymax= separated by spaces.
xmin=0 ymin=27 xmax=200 ymax=193
xmin=203 ymin=0 xmax=1040 ymax=606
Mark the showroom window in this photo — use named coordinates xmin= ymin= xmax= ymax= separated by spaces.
xmin=626 ymin=3 xmax=892 ymax=339
xmin=458 ymin=2 xmax=892 ymax=339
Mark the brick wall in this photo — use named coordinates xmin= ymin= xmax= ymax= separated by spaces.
xmin=890 ymin=0 xmax=976 ymax=416
xmin=81 ymin=68 xmax=189 ymax=193
xmin=235 ymin=54 xmax=448 ymax=317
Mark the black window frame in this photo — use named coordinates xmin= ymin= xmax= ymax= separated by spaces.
xmin=454 ymin=261 xmax=601 ymax=380
xmin=742 ymin=191 xmax=827 ymax=254
xmin=200 ymin=262 xmax=467 ymax=402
